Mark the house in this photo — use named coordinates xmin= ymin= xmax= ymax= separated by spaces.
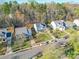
xmin=50 ymin=20 xmax=67 ymax=31
xmin=73 ymin=19 xmax=79 ymax=26
xmin=33 ymin=23 xmax=46 ymax=32
xmin=15 ymin=27 xmax=32 ymax=39
xmin=0 ymin=28 xmax=12 ymax=45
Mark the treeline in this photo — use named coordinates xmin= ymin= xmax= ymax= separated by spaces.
xmin=0 ymin=0 xmax=79 ymax=28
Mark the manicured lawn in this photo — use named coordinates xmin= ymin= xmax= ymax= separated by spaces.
xmin=65 ymin=28 xmax=76 ymax=34
xmin=22 ymin=41 xmax=31 ymax=49
xmin=0 ymin=41 xmax=7 ymax=55
xmin=36 ymin=44 xmax=65 ymax=59
xmin=12 ymin=41 xmax=31 ymax=52
xmin=51 ymin=29 xmax=66 ymax=38
xmin=35 ymin=32 xmax=52 ymax=43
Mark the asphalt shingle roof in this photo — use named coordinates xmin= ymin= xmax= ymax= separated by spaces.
xmin=15 ymin=27 xmax=32 ymax=36
xmin=36 ymin=23 xmax=46 ymax=31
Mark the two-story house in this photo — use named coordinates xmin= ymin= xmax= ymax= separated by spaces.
xmin=50 ymin=20 xmax=67 ymax=31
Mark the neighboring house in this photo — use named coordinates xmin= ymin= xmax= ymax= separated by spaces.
xmin=0 ymin=28 xmax=12 ymax=45
xmin=15 ymin=27 xmax=32 ymax=39
xmin=33 ymin=23 xmax=46 ymax=32
xmin=50 ymin=20 xmax=67 ymax=31
xmin=73 ymin=19 xmax=79 ymax=26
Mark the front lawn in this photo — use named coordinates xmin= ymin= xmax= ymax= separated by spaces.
xmin=51 ymin=29 xmax=66 ymax=38
xmin=12 ymin=40 xmax=31 ymax=52
xmin=35 ymin=32 xmax=52 ymax=43
xmin=0 ymin=41 xmax=7 ymax=55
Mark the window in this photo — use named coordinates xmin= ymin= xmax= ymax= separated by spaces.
xmin=6 ymin=32 xmax=11 ymax=37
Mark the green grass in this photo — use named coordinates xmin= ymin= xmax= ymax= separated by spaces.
xmin=0 ymin=41 xmax=7 ymax=55
xmin=22 ymin=41 xmax=31 ymax=49
xmin=64 ymin=29 xmax=79 ymax=59
xmin=65 ymin=28 xmax=76 ymax=34
xmin=36 ymin=44 xmax=65 ymax=59
xmin=35 ymin=32 xmax=52 ymax=43
xmin=51 ymin=29 xmax=66 ymax=38
xmin=36 ymin=29 xmax=79 ymax=59
xmin=12 ymin=41 xmax=31 ymax=52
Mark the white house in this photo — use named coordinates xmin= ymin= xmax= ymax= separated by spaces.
xmin=50 ymin=20 xmax=67 ymax=31
xmin=33 ymin=23 xmax=46 ymax=32
xmin=73 ymin=19 xmax=79 ymax=26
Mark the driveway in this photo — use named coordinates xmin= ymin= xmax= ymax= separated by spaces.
xmin=0 ymin=47 xmax=42 ymax=59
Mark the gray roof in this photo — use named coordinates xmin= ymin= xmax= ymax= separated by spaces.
xmin=0 ymin=28 xmax=8 ymax=38
xmin=54 ymin=20 xmax=64 ymax=26
xmin=52 ymin=20 xmax=67 ymax=28
xmin=0 ymin=47 xmax=42 ymax=59
xmin=36 ymin=23 xmax=46 ymax=31
xmin=15 ymin=27 xmax=32 ymax=36
xmin=0 ymin=28 xmax=7 ymax=32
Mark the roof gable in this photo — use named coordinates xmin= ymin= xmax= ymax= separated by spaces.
xmin=15 ymin=27 xmax=32 ymax=36
xmin=35 ymin=23 xmax=46 ymax=31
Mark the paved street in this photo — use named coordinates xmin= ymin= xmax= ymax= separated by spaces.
xmin=0 ymin=47 xmax=42 ymax=59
